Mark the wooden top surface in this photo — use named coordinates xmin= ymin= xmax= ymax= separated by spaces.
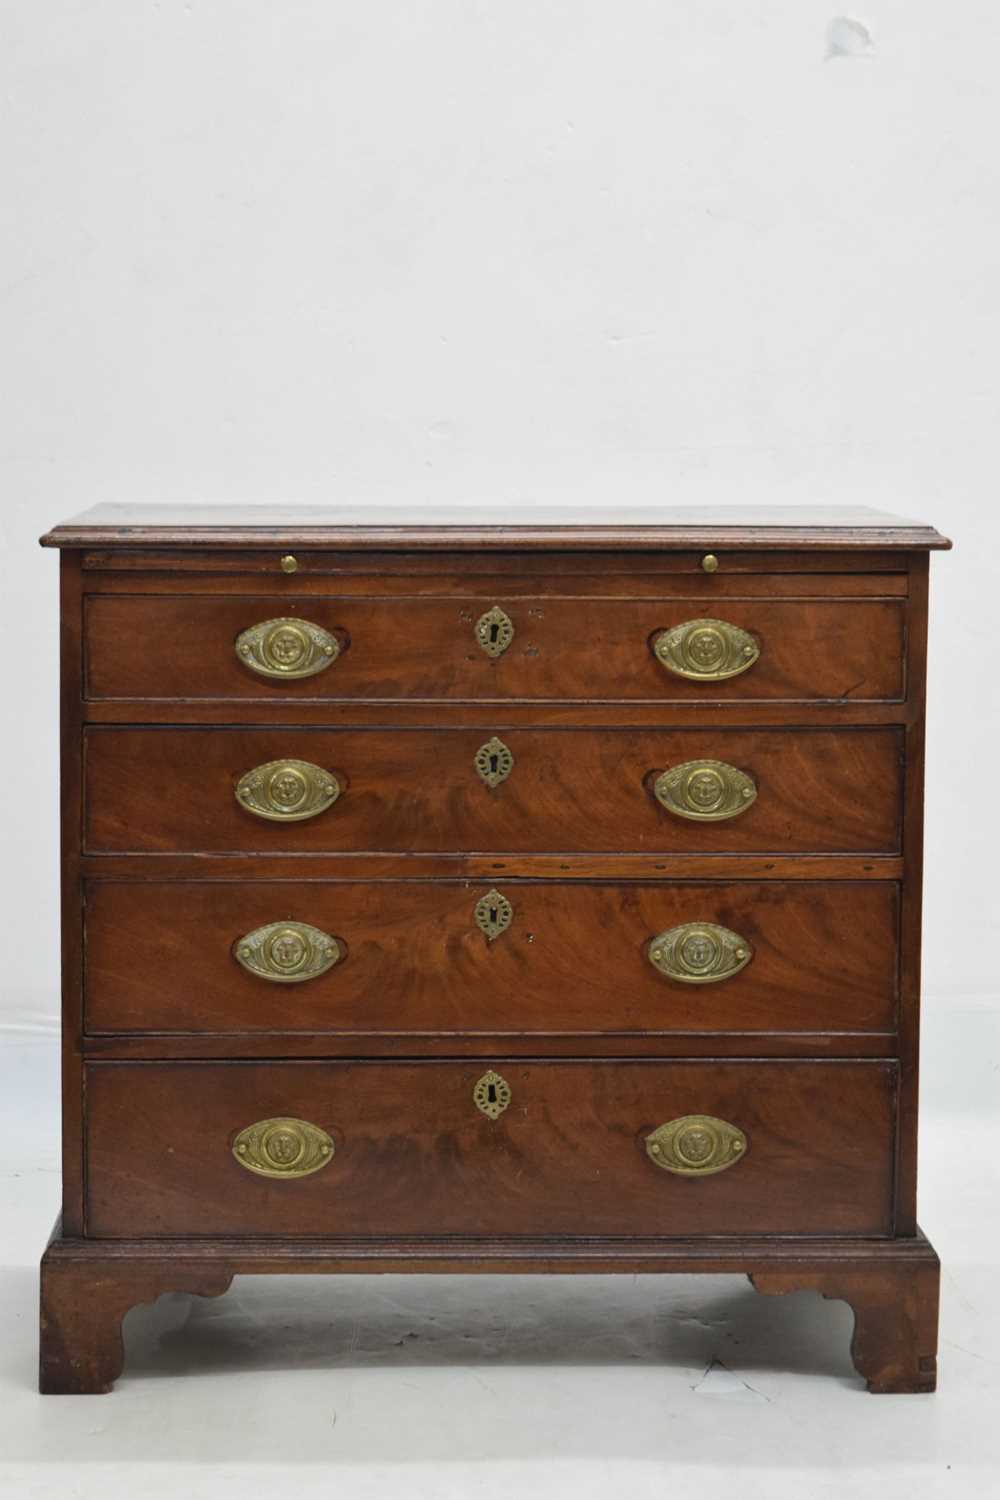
xmin=39 ymin=502 xmax=951 ymax=551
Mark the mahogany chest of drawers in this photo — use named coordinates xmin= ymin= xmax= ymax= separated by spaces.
xmin=38 ymin=503 xmax=949 ymax=1393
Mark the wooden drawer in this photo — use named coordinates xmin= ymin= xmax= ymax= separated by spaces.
xmin=84 ymin=879 xmax=899 ymax=1039
xmin=84 ymin=727 xmax=902 ymax=855
xmin=84 ymin=1060 xmax=897 ymax=1238
xmin=84 ymin=594 xmax=906 ymax=703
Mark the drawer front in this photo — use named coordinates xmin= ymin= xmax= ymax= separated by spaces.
xmin=84 ymin=594 xmax=905 ymax=703
xmin=84 ymin=880 xmax=899 ymax=1037
xmin=84 ymin=727 xmax=902 ymax=855
xmin=85 ymin=1060 xmax=897 ymax=1237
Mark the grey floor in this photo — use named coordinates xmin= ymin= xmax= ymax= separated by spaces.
xmin=1 ymin=1021 xmax=997 ymax=1500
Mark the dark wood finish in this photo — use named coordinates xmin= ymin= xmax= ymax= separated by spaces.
xmin=38 ymin=1220 xmax=938 ymax=1394
xmin=58 ymin=555 xmax=86 ymax=1235
xmin=84 ymin=726 xmax=903 ymax=856
xmin=39 ymin=1220 xmax=233 ymax=1395
xmin=751 ymin=1252 xmax=941 ymax=1394
xmin=83 ymin=558 xmax=912 ymax=586
xmin=84 ymin=878 xmax=899 ymax=1040
xmin=79 ymin=851 xmax=904 ymax=880
xmin=39 ymin=509 xmax=946 ymax=1393
xmin=84 ymin=1060 xmax=897 ymax=1238
xmin=39 ymin=502 xmax=952 ymax=550
xmin=85 ymin=594 xmax=906 ymax=704
xmin=82 ymin=699 xmax=918 ymax=728
xmin=82 ymin=1032 xmax=899 ymax=1061
xmin=895 ymin=552 xmax=930 ymax=1235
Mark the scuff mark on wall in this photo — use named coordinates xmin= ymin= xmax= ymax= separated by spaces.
xmin=826 ymin=16 xmax=875 ymax=60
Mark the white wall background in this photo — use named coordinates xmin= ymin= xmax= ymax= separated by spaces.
xmin=1 ymin=1 xmax=997 ymax=1039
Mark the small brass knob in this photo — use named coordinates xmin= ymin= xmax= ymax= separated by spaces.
xmin=701 ymin=554 xmax=719 ymax=574
xmin=280 ymin=554 xmax=299 ymax=574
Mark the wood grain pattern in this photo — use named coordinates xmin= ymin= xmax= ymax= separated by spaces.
xmin=39 ymin=1221 xmax=938 ymax=1393
xmin=751 ymin=1254 xmax=940 ymax=1393
xmin=85 ymin=594 xmax=906 ymax=703
xmin=58 ymin=554 xmax=85 ymax=1234
xmin=38 ymin=516 xmax=946 ymax=1394
xmin=84 ymin=879 xmax=899 ymax=1039
xmin=83 ymin=726 xmax=903 ymax=856
xmin=39 ymin=501 xmax=952 ymax=550
xmin=895 ymin=553 xmax=930 ymax=1234
xmin=83 ymin=563 xmax=911 ymax=590
xmin=77 ymin=851 xmax=906 ymax=881
xmin=84 ymin=1059 xmax=897 ymax=1238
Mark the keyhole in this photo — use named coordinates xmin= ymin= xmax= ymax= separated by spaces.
xmin=488 ymin=904 xmax=499 ymax=924
xmin=487 ymin=1083 xmax=497 ymax=1104
xmin=489 ymin=753 xmax=499 ymax=775
xmin=489 ymin=622 xmax=500 ymax=644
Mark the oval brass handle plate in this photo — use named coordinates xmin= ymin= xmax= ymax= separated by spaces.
xmin=475 ymin=605 xmax=514 ymax=659
xmin=235 ymin=617 xmax=340 ymax=679
xmin=648 ymin=922 xmax=752 ymax=984
xmin=654 ymin=759 xmax=756 ymax=821
xmin=234 ymin=921 xmax=341 ymax=983
xmin=474 ymin=1070 xmax=511 ymax=1120
xmin=474 ymin=736 xmax=514 ymax=788
xmin=235 ymin=759 xmax=341 ymax=822
xmin=653 ymin=618 xmax=759 ymax=681
xmin=232 ymin=1117 xmax=334 ymax=1179
xmin=474 ymin=889 xmax=514 ymax=942
xmin=645 ymin=1115 xmax=747 ymax=1176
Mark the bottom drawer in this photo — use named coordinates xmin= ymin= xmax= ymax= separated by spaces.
xmin=84 ymin=1060 xmax=897 ymax=1239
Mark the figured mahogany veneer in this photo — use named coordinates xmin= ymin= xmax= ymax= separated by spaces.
xmin=85 ymin=594 xmax=906 ymax=703
xmin=38 ymin=505 xmax=948 ymax=1393
xmin=84 ymin=1060 xmax=897 ymax=1239
xmin=84 ymin=726 xmax=903 ymax=856
xmin=84 ymin=878 xmax=900 ymax=1041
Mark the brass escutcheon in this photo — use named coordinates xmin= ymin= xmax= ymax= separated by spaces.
xmin=235 ymin=617 xmax=340 ymax=680
xmin=474 ymin=889 xmax=514 ymax=942
xmin=648 ymin=922 xmax=752 ymax=984
xmin=653 ymin=618 xmax=759 ymax=681
xmin=235 ymin=759 xmax=340 ymax=822
xmin=234 ymin=921 xmax=341 ymax=983
xmin=474 ymin=736 xmax=514 ymax=788
xmin=473 ymin=1070 xmax=511 ymax=1120
xmin=645 ymin=1115 xmax=747 ymax=1176
xmin=232 ymin=1116 xmax=334 ymax=1179
xmin=653 ymin=759 xmax=757 ymax=822
xmin=475 ymin=605 xmax=515 ymax=659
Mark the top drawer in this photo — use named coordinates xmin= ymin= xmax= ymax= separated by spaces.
xmin=84 ymin=593 xmax=906 ymax=703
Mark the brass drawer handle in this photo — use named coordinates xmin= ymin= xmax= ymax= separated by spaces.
xmin=475 ymin=605 xmax=514 ymax=658
xmin=654 ymin=759 xmax=756 ymax=821
xmin=235 ymin=759 xmax=340 ymax=822
xmin=653 ymin=618 xmax=759 ymax=681
xmin=234 ymin=921 xmax=341 ymax=983
xmin=645 ymin=1115 xmax=747 ymax=1176
xmin=232 ymin=1117 xmax=334 ymax=1179
xmin=475 ymin=736 xmax=514 ymax=788
xmin=649 ymin=922 xmax=752 ymax=984
xmin=235 ymin=617 xmax=340 ymax=679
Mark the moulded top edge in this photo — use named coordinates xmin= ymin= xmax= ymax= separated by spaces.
xmin=39 ymin=503 xmax=952 ymax=551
